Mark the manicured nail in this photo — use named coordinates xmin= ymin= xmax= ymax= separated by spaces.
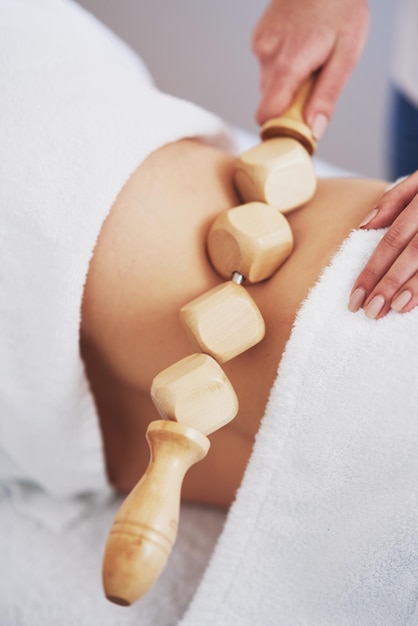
xmin=358 ymin=208 xmax=378 ymax=228
xmin=391 ymin=290 xmax=412 ymax=312
xmin=311 ymin=113 xmax=328 ymax=140
xmin=364 ymin=295 xmax=385 ymax=319
xmin=348 ymin=287 xmax=367 ymax=312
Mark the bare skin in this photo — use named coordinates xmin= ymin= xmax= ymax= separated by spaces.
xmin=80 ymin=138 xmax=387 ymax=508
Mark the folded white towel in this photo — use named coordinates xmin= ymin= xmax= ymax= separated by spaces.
xmin=0 ymin=0 xmax=233 ymax=527
xmin=180 ymin=228 xmax=418 ymax=626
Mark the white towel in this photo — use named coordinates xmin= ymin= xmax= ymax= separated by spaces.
xmin=3 ymin=1 xmax=418 ymax=624
xmin=0 ymin=493 xmax=225 ymax=626
xmin=4 ymin=225 xmax=418 ymax=626
xmin=0 ymin=0 xmax=233 ymax=526
xmin=180 ymin=228 xmax=418 ymax=626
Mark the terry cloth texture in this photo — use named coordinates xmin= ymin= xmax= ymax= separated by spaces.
xmin=180 ymin=227 xmax=418 ymax=626
xmin=0 ymin=0 xmax=233 ymax=527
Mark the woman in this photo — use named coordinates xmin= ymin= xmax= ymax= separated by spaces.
xmin=2 ymin=1 xmax=418 ymax=624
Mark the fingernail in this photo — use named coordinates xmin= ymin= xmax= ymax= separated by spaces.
xmin=391 ymin=290 xmax=412 ymax=312
xmin=364 ymin=295 xmax=385 ymax=319
xmin=311 ymin=113 xmax=328 ymax=140
xmin=358 ymin=208 xmax=379 ymax=228
xmin=348 ymin=287 xmax=367 ymax=312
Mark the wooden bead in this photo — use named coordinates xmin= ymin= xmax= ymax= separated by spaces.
xmin=102 ymin=420 xmax=210 ymax=606
xmin=234 ymin=137 xmax=317 ymax=213
xmin=234 ymin=77 xmax=318 ymax=213
xmin=206 ymin=202 xmax=293 ymax=283
xmin=260 ymin=77 xmax=317 ymax=154
xmin=180 ymin=281 xmax=265 ymax=362
xmin=150 ymin=353 xmax=238 ymax=435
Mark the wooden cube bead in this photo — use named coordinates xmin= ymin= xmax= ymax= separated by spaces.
xmin=150 ymin=353 xmax=238 ymax=435
xmin=180 ymin=281 xmax=265 ymax=362
xmin=234 ymin=137 xmax=317 ymax=213
xmin=207 ymin=202 xmax=293 ymax=283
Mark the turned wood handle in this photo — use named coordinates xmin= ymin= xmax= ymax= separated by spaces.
xmin=260 ymin=76 xmax=316 ymax=154
xmin=102 ymin=420 xmax=210 ymax=606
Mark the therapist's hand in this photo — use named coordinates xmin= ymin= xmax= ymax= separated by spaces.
xmin=349 ymin=171 xmax=418 ymax=318
xmin=252 ymin=0 xmax=369 ymax=138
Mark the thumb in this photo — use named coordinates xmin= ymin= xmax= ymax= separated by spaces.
xmin=256 ymin=66 xmax=310 ymax=126
xmin=304 ymin=10 xmax=369 ymax=137
xmin=304 ymin=50 xmax=355 ymax=140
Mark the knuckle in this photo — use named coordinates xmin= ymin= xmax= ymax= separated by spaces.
xmin=306 ymin=84 xmax=338 ymax=120
xmin=359 ymin=265 xmax=380 ymax=285
xmin=252 ymin=31 xmax=278 ymax=59
xmin=409 ymin=235 xmax=418 ymax=255
xmin=315 ymin=85 xmax=340 ymax=113
xmin=382 ymin=225 xmax=406 ymax=250
xmin=273 ymin=55 xmax=302 ymax=79
xmin=272 ymin=60 xmax=291 ymax=77
xmin=381 ymin=274 xmax=401 ymax=292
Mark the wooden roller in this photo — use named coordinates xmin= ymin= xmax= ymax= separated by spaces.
xmin=234 ymin=77 xmax=317 ymax=213
xmin=102 ymin=78 xmax=322 ymax=608
xmin=102 ymin=420 xmax=209 ymax=606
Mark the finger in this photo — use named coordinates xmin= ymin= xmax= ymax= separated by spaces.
xmin=391 ymin=277 xmax=418 ymax=314
xmin=304 ymin=5 xmax=369 ymax=136
xmin=304 ymin=42 xmax=360 ymax=138
xmin=362 ymin=232 xmax=418 ymax=319
xmin=254 ymin=27 xmax=331 ymax=124
xmin=360 ymin=170 xmax=418 ymax=229
xmin=251 ymin=18 xmax=280 ymax=63
xmin=256 ymin=61 xmax=312 ymax=125
xmin=254 ymin=33 xmax=320 ymax=125
xmin=349 ymin=202 xmax=418 ymax=313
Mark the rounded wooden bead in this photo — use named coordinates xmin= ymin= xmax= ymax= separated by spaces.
xmin=234 ymin=137 xmax=317 ymax=213
xmin=207 ymin=202 xmax=294 ymax=283
xmin=180 ymin=281 xmax=265 ymax=362
xmin=150 ymin=353 xmax=238 ymax=435
xmin=102 ymin=420 xmax=209 ymax=606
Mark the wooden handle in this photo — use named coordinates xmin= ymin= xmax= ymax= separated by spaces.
xmin=102 ymin=420 xmax=210 ymax=606
xmin=260 ymin=76 xmax=316 ymax=154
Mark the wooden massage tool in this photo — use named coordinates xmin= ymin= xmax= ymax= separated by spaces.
xmin=102 ymin=77 xmax=318 ymax=606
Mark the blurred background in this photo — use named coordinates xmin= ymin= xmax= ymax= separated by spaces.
xmin=77 ymin=0 xmax=398 ymax=179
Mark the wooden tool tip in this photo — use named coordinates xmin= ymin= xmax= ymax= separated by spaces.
xmin=106 ymin=595 xmax=131 ymax=607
